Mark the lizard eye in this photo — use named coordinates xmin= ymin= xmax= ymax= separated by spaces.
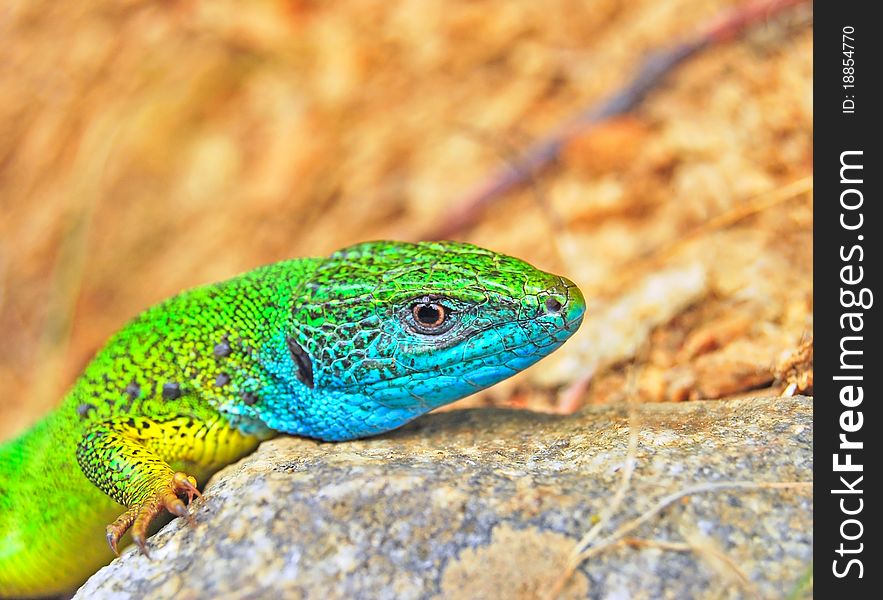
xmin=408 ymin=298 xmax=453 ymax=334
xmin=414 ymin=302 xmax=445 ymax=326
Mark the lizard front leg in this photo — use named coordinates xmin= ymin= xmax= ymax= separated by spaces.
xmin=76 ymin=416 xmax=261 ymax=556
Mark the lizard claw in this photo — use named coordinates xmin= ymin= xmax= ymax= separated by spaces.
xmin=105 ymin=471 xmax=201 ymax=557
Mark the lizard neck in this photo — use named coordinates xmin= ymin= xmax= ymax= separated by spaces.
xmin=187 ymin=258 xmax=322 ymax=436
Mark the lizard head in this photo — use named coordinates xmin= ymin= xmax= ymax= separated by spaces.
xmin=279 ymin=240 xmax=584 ymax=440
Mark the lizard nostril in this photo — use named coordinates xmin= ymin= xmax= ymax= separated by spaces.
xmin=544 ymin=296 xmax=563 ymax=314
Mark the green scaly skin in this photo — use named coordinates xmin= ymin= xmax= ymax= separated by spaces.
xmin=0 ymin=241 xmax=585 ymax=597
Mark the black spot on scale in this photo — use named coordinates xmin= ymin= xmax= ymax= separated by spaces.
xmin=125 ymin=381 xmax=141 ymax=399
xmin=162 ymin=382 xmax=182 ymax=400
xmin=215 ymin=373 xmax=231 ymax=387
xmin=77 ymin=403 xmax=96 ymax=418
xmin=214 ymin=339 xmax=232 ymax=358
xmin=287 ymin=336 xmax=314 ymax=389
xmin=241 ymin=392 xmax=259 ymax=406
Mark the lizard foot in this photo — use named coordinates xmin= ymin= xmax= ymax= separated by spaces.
xmin=105 ymin=471 xmax=201 ymax=558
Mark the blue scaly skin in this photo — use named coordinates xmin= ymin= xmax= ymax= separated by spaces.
xmin=0 ymin=240 xmax=584 ymax=597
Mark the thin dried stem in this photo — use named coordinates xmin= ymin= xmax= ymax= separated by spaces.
xmin=543 ymin=368 xmax=642 ymax=600
xmin=601 ymin=175 xmax=812 ymax=298
xmin=546 ymin=480 xmax=812 ymax=599
xmin=428 ymin=0 xmax=812 ymax=239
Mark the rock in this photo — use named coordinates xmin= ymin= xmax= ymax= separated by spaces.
xmin=75 ymin=396 xmax=812 ymax=600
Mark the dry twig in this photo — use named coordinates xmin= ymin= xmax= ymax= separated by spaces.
xmin=428 ymin=0 xmax=812 ymax=239
xmin=601 ymin=175 xmax=812 ymax=297
xmin=545 ymin=479 xmax=812 ymax=599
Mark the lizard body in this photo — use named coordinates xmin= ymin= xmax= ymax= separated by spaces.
xmin=0 ymin=240 xmax=584 ymax=597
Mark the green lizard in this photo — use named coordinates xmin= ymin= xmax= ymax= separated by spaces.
xmin=0 ymin=240 xmax=585 ymax=597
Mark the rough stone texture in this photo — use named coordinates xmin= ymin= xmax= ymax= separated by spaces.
xmin=75 ymin=396 xmax=812 ymax=600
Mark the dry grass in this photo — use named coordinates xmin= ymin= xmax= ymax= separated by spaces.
xmin=0 ymin=0 xmax=812 ymax=438
xmin=545 ymin=479 xmax=813 ymax=599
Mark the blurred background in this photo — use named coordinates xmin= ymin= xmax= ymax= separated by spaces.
xmin=0 ymin=0 xmax=812 ymax=440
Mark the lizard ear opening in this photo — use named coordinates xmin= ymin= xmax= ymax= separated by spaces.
xmin=286 ymin=337 xmax=315 ymax=389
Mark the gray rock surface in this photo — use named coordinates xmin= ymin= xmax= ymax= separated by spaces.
xmin=75 ymin=396 xmax=813 ymax=600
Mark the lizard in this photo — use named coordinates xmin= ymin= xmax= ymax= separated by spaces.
xmin=0 ymin=240 xmax=585 ymax=598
